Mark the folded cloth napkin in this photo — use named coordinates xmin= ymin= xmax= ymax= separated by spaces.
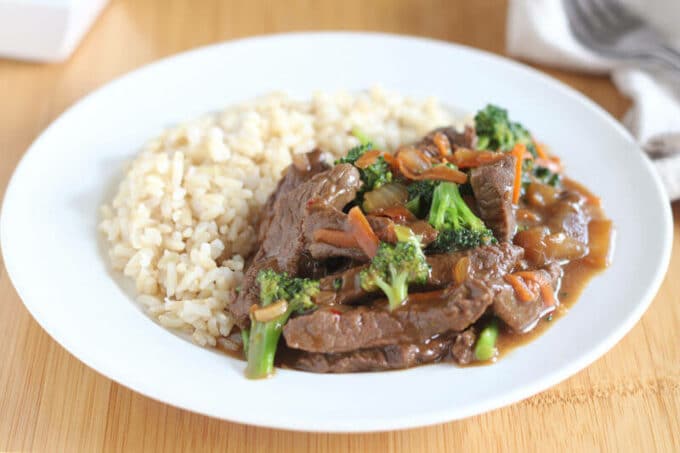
xmin=506 ymin=0 xmax=680 ymax=200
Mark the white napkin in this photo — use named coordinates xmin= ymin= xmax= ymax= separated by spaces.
xmin=506 ymin=0 xmax=680 ymax=200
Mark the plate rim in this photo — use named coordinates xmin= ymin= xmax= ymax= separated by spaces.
xmin=0 ymin=31 xmax=673 ymax=432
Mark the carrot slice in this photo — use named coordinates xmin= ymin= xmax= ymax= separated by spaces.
xmin=504 ymin=274 xmax=538 ymax=302
xmin=432 ymin=132 xmax=452 ymax=158
xmin=535 ymin=142 xmax=548 ymax=159
xmin=347 ymin=206 xmax=380 ymax=258
xmin=313 ymin=229 xmax=359 ymax=248
xmin=539 ymin=283 xmax=557 ymax=307
xmin=513 ymin=271 xmax=556 ymax=307
xmin=510 ymin=143 xmax=525 ymax=204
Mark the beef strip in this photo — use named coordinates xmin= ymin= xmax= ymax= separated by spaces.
xmin=283 ymin=279 xmax=493 ymax=353
xmin=257 ymin=149 xmax=330 ymax=242
xmin=450 ymin=327 xmax=477 ymax=365
xmin=288 ymin=333 xmax=468 ymax=373
xmin=470 ymin=154 xmax=517 ymax=242
xmin=317 ymin=242 xmax=523 ymax=306
xmin=492 ymin=262 xmax=563 ymax=332
xmin=229 ymin=163 xmax=362 ymax=327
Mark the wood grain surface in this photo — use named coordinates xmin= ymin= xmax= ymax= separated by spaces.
xmin=1 ymin=0 xmax=678 ymax=451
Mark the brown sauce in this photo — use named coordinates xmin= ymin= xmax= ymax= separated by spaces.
xmin=218 ymin=175 xmax=613 ymax=371
xmin=494 ymin=258 xmax=605 ymax=359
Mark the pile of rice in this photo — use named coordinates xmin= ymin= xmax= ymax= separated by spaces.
xmin=99 ymin=87 xmax=458 ymax=349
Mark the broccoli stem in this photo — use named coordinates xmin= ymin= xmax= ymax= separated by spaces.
xmin=351 ymin=127 xmax=372 ymax=146
xmin=245 ymin=310 xmax=291 ymax=379
xmin=375 ymin=272 xmax=408 ymax=310
xmin=474 ymin=319 xmax=499 ymax=361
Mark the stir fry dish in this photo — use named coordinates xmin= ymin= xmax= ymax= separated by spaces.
xmin=227 ymin=105 xmax=614 ymax=379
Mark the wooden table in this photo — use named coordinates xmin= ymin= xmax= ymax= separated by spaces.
xmin=1 ymin=1 xmax=678 ymax=451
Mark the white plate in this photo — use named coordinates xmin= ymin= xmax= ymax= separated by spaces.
xmin=1 ymin=33 xmax=672 ymax=432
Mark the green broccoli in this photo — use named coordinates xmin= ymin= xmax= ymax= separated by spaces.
xmin=427 ymin=182 xmax=495 ymax=251
xmin=474 ymin=104 xmax=537 ymax=156
xmin=533 ymin=165 xmax=562 ymax=187
xmin=405 ymin=180 xmax=438 ymax=218
xmin=335 ymin=129 xmax=393 ymax=192
xmin=359 ymin=225 xmax=431 ymax=310
xmin=474 ymin=319 xmax=499 ymax=361
xmin=245 ymin=269 xmax=319 ymax=379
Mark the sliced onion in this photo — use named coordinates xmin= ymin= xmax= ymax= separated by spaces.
xmin=362 ymin=183 xmax=409 ymax=213
xmin=396 ymin=146 xmax=431 ymax=178
xmin=584 ymin=219 xmax=614 ymax=268
xmin=250 ymin=299 xmax=289 ymax=322
xmin=450 ymin=148 xmax=504 ymax=168
xmin=417 ymin=165 xmax=468 ymax=184
xmin=453 ymin=256 xmax=470 ymax=285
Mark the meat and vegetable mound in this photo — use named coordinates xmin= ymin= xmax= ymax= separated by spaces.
xmin=228 ymin=104 xmax=614 ymax=379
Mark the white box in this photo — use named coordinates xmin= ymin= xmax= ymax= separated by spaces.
xmin=0 ymin=0 xmax=109 ymax=62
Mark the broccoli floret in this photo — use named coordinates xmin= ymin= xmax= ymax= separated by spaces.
xmin=335 ymin=130 xmax=393 ymax=192
xmin=474 ymin=104 xmax=537 ymax=156
xmin=533 ymin=165 xmax=562 ymax=187
xmin=428 ymin=228 xmax=497 ymax=253
xmin=335 ymin=142 xmax=374 ymax=165
xmin=427 ymin=181 xmax=495 ymax=251
xmin=361 ymin=155 xmax=393 ymax=190
xmin=245 ymin=270 xmax=319 ymax=379
xmin=360 ymin=225 xmax=431 ymax=310
xmin=405 ymin=180 xmax=438 ymax=217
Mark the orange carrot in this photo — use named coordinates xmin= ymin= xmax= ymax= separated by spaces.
xmin=539 ymin=283 xmax=557 ymax=307
xmin=504 ymin=274 xmax=537 ymax=302
xmin=514 ymin=271 xmax=556 ymax=307
xmin=432 ymin=132 xmax=452 ymax=158
xmin=347 ymin=206 xmax=380 ymax=258
xmin=535 ymin=142 xmax=548 ymax=159
xmin=510 ymin=143 xmax=525 ymax=204
xmin=313 ymin=229 xmax=359 ymax=248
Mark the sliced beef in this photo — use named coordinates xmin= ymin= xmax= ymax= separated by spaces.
xmin=283 ymin=279 xmax=493 ymax=353
xmin=289 ymin=335 xmax=456 ymax=373
xmin=450 ymin=327 xmax=477 ymax=365
xmin=257 ymin=149 xmax=330 ymax=242
xmin=492 ymin=262 xmax=563 ymax=332
xmin=229 ymin=163 xmax=362 ymax=327
xmin=470 ymin=154 xmax=517 ymax=242
xmin=317 ymin=242 xmax=523 ymax=306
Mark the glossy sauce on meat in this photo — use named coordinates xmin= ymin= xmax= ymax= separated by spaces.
xmin=224 ymin=129 xmax=614 ymax=375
